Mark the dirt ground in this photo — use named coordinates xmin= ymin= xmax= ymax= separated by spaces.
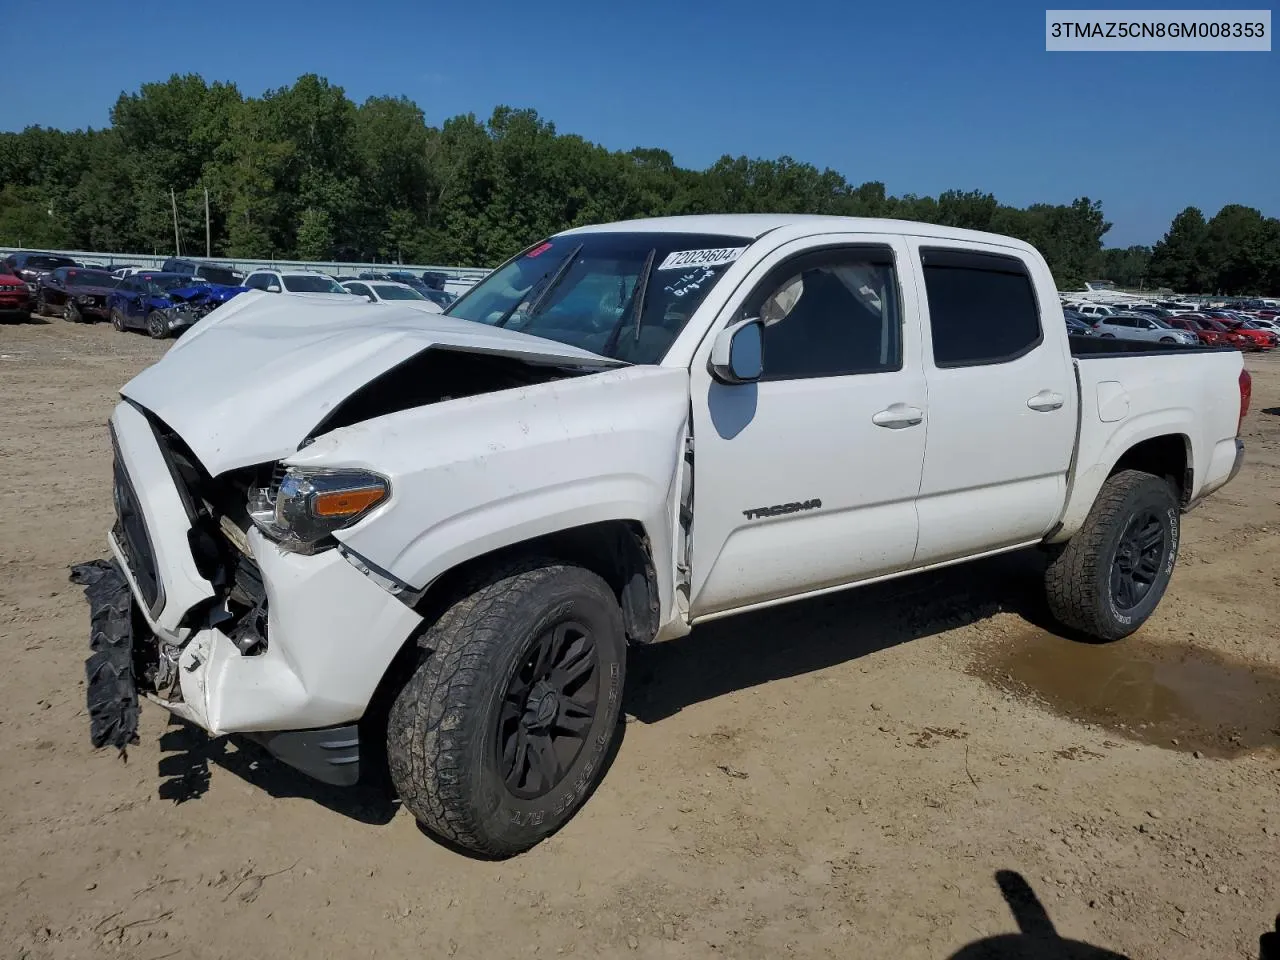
xmin=1 ymin=317 xmax=1278 ymax=960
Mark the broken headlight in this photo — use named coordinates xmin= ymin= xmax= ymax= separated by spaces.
xmin=248 ymin=467 xmax=389 ymax=554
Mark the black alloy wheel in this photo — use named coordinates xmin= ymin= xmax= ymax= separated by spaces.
xmin=496 ymin=620 xmax=599 ymax=799
xmin=1109 ymin=509 xmax=1167 ymax=612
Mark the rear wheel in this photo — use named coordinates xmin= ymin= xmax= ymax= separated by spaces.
xmin=388 ymin=562 xmax=626 ymax=858
xmin=146 ymin=311 xmax=168 ymax=339
xmin=110 ymin=308 xmax=125 ymax=332
xmin=1100 ymin=333 xmax=1115 ymax=339
xmin=1044 ymin=470 xmax=1179 ymax=641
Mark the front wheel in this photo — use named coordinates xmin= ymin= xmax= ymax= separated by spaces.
xmin=146 ymin=311 xmax=169 ymax=339
xmin=1159 ymin=336 xmax=1175 ymax=344
xmin=1044 ymin=470 xmax=1179 ymax=641
xmin=110 ymin=308 xmax=125 ymax=332
xmin=1100 ymin=333 xmax=1116 ymax=339
xmin=65 ymin=300 xmax=82 ymax=323
xmin=388 ymin=563 xmax=626 ymax=858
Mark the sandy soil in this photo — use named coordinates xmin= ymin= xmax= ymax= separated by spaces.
xmin=2 ymin=316 xmax=1278 ymax=960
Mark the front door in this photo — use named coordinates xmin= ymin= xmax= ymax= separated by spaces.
xmin=688 ymin=237 xmax=928 ymax=618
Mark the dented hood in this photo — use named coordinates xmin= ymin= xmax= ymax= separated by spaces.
xmin=121 ymin=290 xmax=621 ymax=475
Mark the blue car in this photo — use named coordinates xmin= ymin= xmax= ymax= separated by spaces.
xmin=108 ymin=271 xmax=249 ymax=338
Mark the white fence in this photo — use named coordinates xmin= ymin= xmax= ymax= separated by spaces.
xmin=0 ymin=246 xmax=489 ymax=295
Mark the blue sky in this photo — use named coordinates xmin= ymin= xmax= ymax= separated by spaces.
xmin=1 ymin=0 xmax=1275 ymax=246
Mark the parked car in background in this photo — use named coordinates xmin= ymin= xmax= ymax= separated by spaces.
xmin=108 ymin=272 xmax=249 ymax=338
xmin=1243 ymin=316 xmax=1280 ymax=335
xmin=341 ymin=280 xmax=442 ymax=310
xmin=1157 ymin=300 xmax=1198 ymax=315
xmin=1073 ymin=303 xmax=1119 ymax=321
xmin=242 ymin=269 xmax=354 ymax=300
xmin=36 ymin=267 xmax=119 ymax=321
xmin=1064 ymin=315 xmax=1094 ymax=338
xmin=110 ymin=265 xmax=147 ymax=278
xmin=1214 ymin=317 xmax=1277 ymax=350
xmin=0 ymin=260 xmax=33 ymax=320
xmin=1091 ymin=313 xmax=1199 ymax=345
xmin=421 ymin=288 xmax=457 ymax=310
xmin=355 ymin=271 xmax=395 ymax=282
xmin=162 ymin=258 xmax=245 ymax=287
xmin=1167 ymin=316 xmax=1248 ymax=348
xmin=3 ymin=252 xmax=78 ymax=291
xmin=421 ymin=271 xmax=449 ymax=290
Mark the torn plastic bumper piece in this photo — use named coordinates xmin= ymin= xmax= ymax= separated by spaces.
xmin=244 ymin=724 xmax=361 ymax=786
xmin=70 ymin=558 xmax=140 ymax=753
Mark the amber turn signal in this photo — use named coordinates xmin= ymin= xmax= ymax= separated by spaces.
xmin=312 ymin=486 xmax=386 ymax=518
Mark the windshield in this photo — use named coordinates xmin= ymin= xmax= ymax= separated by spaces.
xmin=144 ymin=274 xmax=190 ymax=293
xmin=424 ymin=289 xmax=457 ymax=307
xmin=28 ymin=255 xmax=77 ymax=271
xmin=372 ymin=283 xmax=425 ymax=301
xmin=283 ymin=274 xmax=345 ymax=293
xmin=195 ymin=266 xmax=243 ymax=286
xmin=69 ymin=271 xmax=115 ymax=287
xmin=447 ymin=232 xmax=753 ymax=363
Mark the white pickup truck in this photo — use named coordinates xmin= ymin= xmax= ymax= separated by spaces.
xmin=102 ymin=215 xmax=1250 ymax=857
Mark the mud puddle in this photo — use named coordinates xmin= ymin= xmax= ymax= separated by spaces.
xmin=970 ymin=628 xmax=1280 ymax=757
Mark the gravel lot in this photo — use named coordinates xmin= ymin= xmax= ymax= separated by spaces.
xmin=2 ymin=317 xmax=1277 ymax=960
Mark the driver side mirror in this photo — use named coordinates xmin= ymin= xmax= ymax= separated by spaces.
xmin=709 ymin=318 xmax=764 ymax=384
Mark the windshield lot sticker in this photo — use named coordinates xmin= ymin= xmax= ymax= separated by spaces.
xmin=663 ymin=267 xmax=717 ymax=299
xmin=657 ymin=247 xmax=746 ymax=271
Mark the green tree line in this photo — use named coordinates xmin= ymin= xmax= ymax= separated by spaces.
xmin=0 ymin=73 xmax=1273 ymax=294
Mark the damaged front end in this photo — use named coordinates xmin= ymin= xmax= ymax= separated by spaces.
xmin=161 ymin=283 xmax=248 ymax=334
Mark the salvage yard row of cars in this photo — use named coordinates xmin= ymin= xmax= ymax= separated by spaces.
xmin=0 ymin=253 xmax=459 ymax=337
xmin=1059 ymin=295 xmax=1280 ymax=351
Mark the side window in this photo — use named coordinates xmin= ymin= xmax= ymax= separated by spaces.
xmin=920 ymin=248 xmax=1042 ymax=367
xmin=742 ymin=246 xmax=901 ymax=380
xmin=346 ymin=283 xmax=371 ymax=298
xmin=244 ymin=273 xmax=268 ymax=290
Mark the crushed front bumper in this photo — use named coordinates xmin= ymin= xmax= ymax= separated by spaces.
xmin=106 ymin=400 xmax=423 ymax=781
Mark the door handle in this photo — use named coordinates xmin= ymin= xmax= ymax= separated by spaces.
xmin=872 ymin=404 xmax=924 ymax=429
xmin=1027 ymin=390 xmax=1065 ymax=412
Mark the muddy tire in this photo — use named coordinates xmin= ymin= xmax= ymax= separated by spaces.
xmin=65 ymin=300 xmax=82 ymax=323
xmin=387 ymin=563 xmax=625 ymax=858
xmin=1045 ymin=470 xmax=1179 ymax=642
xmin=110 ymin=308 xmax=125 ymax=332
xmin=146 ymin=311 xmax=168 ymax=339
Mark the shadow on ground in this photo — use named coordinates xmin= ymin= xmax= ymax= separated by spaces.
xmin=946 ymin=871 xmax=1130 ymax=958
xmin=157 ymin=719 xmax=396 ymax=824
xmin=627 ymin=548 xmax=1057 ymax=722
xmin=158 ymin=549 xmax=1058 ymax=826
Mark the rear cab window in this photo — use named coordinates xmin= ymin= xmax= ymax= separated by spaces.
xmin=919 ymin=248 xmax=1042 ymax=367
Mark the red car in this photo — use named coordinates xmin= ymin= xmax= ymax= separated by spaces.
xmin=1168 ymin=316 xmax=1250 ymax=349
xmin=0 ymin=261 xmax=32 ymax=320
xmin=1215 ymin=317 xmax=1277 ymax=350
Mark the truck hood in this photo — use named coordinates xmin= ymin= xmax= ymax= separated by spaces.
xmin=120 ymin=290 xmax=623 ymax=475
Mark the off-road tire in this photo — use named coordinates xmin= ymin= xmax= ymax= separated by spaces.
xmin=146 ymin=311 xmax=168 ymax=339
xmin=1045 ymin=469 xmax=1179 ymax=641
xmin=110 ymin=308 xmax=125 ymax=332
xmin=387 ymin=563 xmax=626 ymax=858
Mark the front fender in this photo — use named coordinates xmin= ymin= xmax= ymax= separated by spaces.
xmin=289 ymin=365 xmax=692 ymax=625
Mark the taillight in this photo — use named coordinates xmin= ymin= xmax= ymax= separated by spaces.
xmin=1238 ymin=368 xmax=1252 ymax=433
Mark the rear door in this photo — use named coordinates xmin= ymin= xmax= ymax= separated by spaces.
xmin=688 ymin=235 xmax=927 ymax=616
xmin=909 ymin=242 xmax=1077 ymax=564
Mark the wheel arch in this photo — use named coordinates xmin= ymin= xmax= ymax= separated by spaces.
xmin=1049 ymin=425 xmax=1194 ymax=544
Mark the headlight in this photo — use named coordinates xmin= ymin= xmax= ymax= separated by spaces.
xmin=248 ymin=467 xmax=388 ymax=554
